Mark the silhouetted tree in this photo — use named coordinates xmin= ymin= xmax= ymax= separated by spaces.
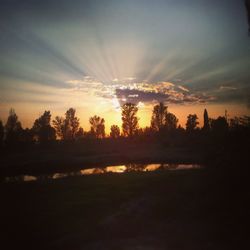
xmin=0 ymin=120 xmax=4 ymax=145
xmin=177 ymin=125 xmax=185 ymax=134
xmin=75 ymin=127 xmax=84 ymax=139
xmin=202 ymin=109 xmax=210 ymax=132
xmin=110 ymin=125 xmax=120 ymax=138
xmin=5 ymin=108 xmax=23 ymax=144
xmin=65 ymin=108 xmax=80 ymax=140
xmin=165 ymin=112 xmax=178 ymax=130
xmin=32 ymin=111 xmax=56 ymax=142
xmin=132 ymin=126 xmax=155 ymax=141
xmin=229 ymin=116 xmax=250 ymax=131
xmin=89 ymin=115 xmax=105 ymax=138
xmin=52 ymin=108 xmax=80 ymax=140
xmin=134 ymin=128 xmax=144 ymax=137
xmin=229 ymin=116 xmax=240 ymax=130
xmin=239 ymin=116 xmax=250 ymax=128
xmin=211 ymin=116 xmax=228 ymax=135
xmin=186 ymin=114 xmax=199 ymax=132
xmin=83 ymin=131 xmax=94 ymax=139
xmin=53 ymin=116 xmax=65 ymax=139
xmin=151 ymin=102 xmax=168 ymax=131
xmin=122 ymin=103 xmax=139 ymax=137
xmin=143 ymin=126 xmax=155 ymax=136
xmin=21 ymin=128 xmax=33 ymax=143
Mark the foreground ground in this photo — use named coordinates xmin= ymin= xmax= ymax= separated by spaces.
xmin=1 ymin=166 xmax=248 ymax=250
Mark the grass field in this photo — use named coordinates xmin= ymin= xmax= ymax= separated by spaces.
xmin=1 ymin=166 xmax=247 ymax=250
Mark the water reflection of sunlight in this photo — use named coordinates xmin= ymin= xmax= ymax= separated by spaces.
xmin=3 ymin=163 xmax=202 ymax=183
xmin=169 ymin=164 xmax=201 ymax=170
xmin=80 ymin=168 xmax=104 ymax=175
xmin=23 ymin=175 xmax=37 ymax=182
xmin=144 ymin=164 xmax=161 ymax=171
xmin=106 ymin=165 xmax=126 ymax=173
xmin=53 ymin=173 xmax=68 ymax=179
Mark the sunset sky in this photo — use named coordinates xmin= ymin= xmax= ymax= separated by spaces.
xmin=0 ymin=0 xmax=249 ymax=131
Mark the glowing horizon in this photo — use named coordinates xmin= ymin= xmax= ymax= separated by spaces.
xmin=0 ymin=97 xmax=249 ymax=133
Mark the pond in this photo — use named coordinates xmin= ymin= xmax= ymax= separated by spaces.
xmin=2 ymin=163 xmax=202 ymax=183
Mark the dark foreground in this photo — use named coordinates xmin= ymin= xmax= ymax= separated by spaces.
xmin=0 ymin=141 xmax=205 ymax=177
xmin=1 ymin=166 xmax=248 ymax=250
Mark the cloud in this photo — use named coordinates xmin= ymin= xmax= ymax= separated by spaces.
xmin=64 ymin=76 xmax=250 ymax=109
xmin=113 ymin=81 xmax=212 ymax=106
xmin=178 ymin=85 xmax=189 ymax=92
xmin=115 ymin=88 xmax=168 ymax=105
xmin=219 ymin=86 xmax=237 ymax=91
xmin=211 ymin=86 xmax=250 ymax=107
xmin=65 ymin=77 xmax=215 ymax=106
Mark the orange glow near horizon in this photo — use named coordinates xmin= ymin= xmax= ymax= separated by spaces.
xmin=1 ymin=74 xmax=249 ymax=134
xmin=0 ymin=100 xmax=249 ymax=134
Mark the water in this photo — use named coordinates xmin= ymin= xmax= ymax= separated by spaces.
xmin=3 ymin=163 xmax=202 ymax=183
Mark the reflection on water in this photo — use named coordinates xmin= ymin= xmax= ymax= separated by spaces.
xmin=4 ymin=175 xmax=38 ymax=182
xmin=3 ymin=163 xmax=202 ymax=183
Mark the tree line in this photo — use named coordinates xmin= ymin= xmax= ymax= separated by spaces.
xmin=0 ymin=102 xmax=249 ymax=146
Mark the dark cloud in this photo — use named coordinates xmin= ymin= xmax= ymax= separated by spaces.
xmin=211 ymin=86 xmax=250 ymax=108
xmin=115 ymin=87 xmax=211 ymax=106
xmin=116 ymin=88 xmax=168 ymax=105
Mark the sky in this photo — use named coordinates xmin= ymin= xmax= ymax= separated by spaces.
xmin=0 ymin=0 xmax=250 ymax=131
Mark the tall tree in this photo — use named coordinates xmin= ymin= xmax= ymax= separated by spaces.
xmin=65 ymin=108 xmax=80 ymax=140
xmin=21 ymin=128 xmax=33 ymax=143
xmin=239 ymin=116 xmax=250 ymax=128
xmin=151 ymin=102 xmax=168 ymax=131
xmin=89 ymin=115 xmax=105 ymax=138
xmin=52 ymin=108 xmax=80 ymax=140
xmin=52 ymin=116 xmax=66 ymax=139
xmin=121 ymin=103 xmax=139 ymax=137
xmin=32 ymin=111 xmax=56 ymax=142
xmin=202 ymin=109 xmax=210 ymax=132
xmin=210 ymin=116 xmax=228 ymax=134
xmin=0 ymin=120 xmax=4 ymax=145
xmin=5 ymin=108 xmax=23 ymax=144
xmin=75 ymin=127 xmax=84 ymax=139
xmin=110 ymin=125 xmax=120 ymax=138
xmin=186 ymin=114 xmax=199 ymax=132
xmin=165 ymin=112 xmax=178 ymax=130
